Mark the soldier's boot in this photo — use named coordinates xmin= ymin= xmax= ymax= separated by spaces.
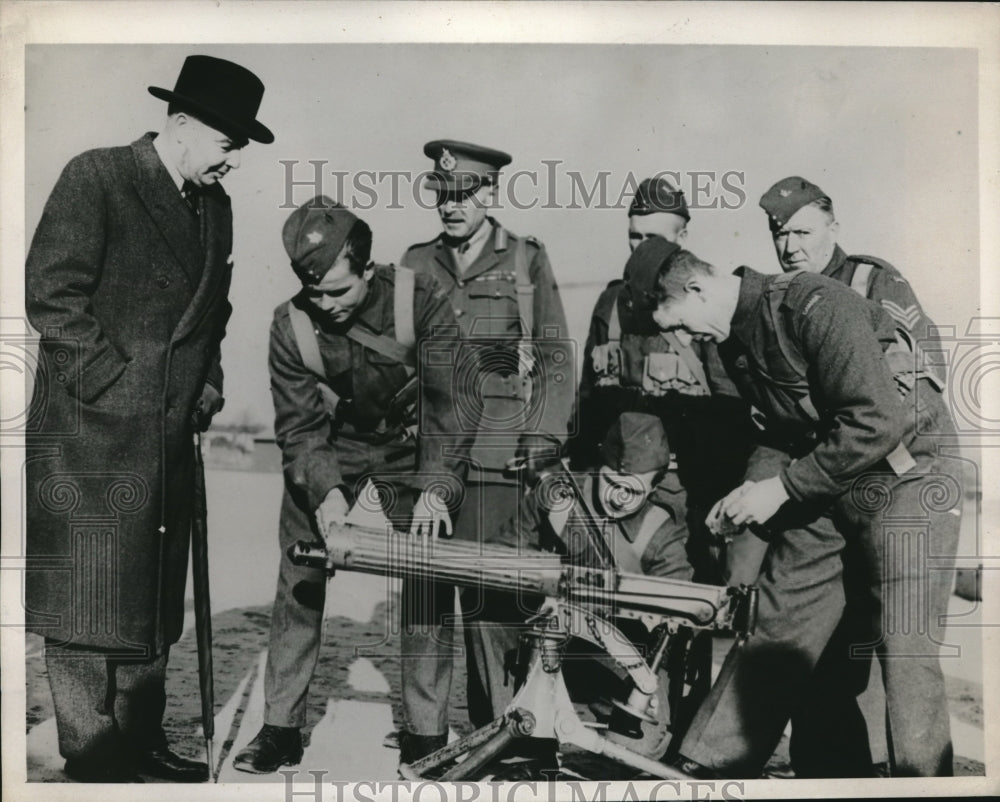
xmin=233 ymin=725 xmax=303 ymax=774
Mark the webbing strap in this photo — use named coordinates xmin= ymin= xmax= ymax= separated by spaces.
xmin=630 ymin=504 xmax=672 ymax=566
xmin=393 ymin=265 xmax=416 ymax=352
xmin=513 ymin=236 xmax=535 ymax=340
xmin=287 ymin=301 xmax=341 ymax=415
xmin=850 ymin=262 xmax=875 ymax=297
xmin=288 ymin=301 xmax=324 ymax=377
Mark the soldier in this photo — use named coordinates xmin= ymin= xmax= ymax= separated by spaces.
xmin=497 ymin=411 xmax=693 ymax=583
xmin=233 ymin=197 xmax=470 ymax=773
xmin=571 ymin=179 xmax=753 ymax=584
xmin=760 ymin=176 xmax=943 ymax=361
xmin=745 ymin=176 xmax=951 ymax=773
xmin=399 ymin=140 xmax=575 ymax=759
xmin=489 ymin=411 xmax=694 ymax=775
xmin=651 ymin=250 xmax=961 ymax=777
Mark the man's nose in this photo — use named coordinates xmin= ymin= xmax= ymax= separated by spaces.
xmin=225 ymin=149 xmax=242 ymax=170
xmin=320 ymin=295 xmax=337 ymax=312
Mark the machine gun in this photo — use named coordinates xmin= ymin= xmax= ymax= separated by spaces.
xmin=290 ymin=524 xmax=757 ymax=780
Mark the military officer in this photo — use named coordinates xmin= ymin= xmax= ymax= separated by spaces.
xmin=651 ymin=250 xmax=961 ymax=777
xmin=233 ymin=197 xmax=470 ymax=773
xmin=571 ymin=180 xmax=753 ymax=584
xmin=399 ymin=140 xmax=575 ymax=758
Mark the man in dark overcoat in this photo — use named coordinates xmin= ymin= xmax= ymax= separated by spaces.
xmin=24 ymin=55 xmax=273 ymax=783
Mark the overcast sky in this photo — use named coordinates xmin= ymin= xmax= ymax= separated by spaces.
xmin=25 ymin=43 xmax=979 ymax=430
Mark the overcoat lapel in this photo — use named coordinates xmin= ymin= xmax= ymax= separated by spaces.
xmin=171 ymin=187 xmax=232 ymax=343
xmin=130 ymin=135 xmax=203 ymax=289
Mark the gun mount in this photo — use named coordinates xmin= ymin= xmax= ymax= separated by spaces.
xmin=289 ymin=524 xmax=757 ymax=779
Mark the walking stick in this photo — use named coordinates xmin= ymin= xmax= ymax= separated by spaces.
xmin=191 ymin=431 xmax=216 ymax=781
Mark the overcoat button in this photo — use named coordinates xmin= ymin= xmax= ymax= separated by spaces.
xmin=156 ymin=275 xmax=170 ymax=289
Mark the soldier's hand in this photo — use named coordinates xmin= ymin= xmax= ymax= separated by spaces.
xmin=192 ymin=383 xmax=224 ymax=432
xmin=315 ymin=486 xmax=350 ymax=543
xmin=410 ymin=487 xmax=453 ymax=540
xmin=706 ymin=491 xmax=747 ymax=537
xmin=720 ymin=477 xmax=789 ymax=528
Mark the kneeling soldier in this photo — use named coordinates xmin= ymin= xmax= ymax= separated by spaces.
xmin=488 ymin=412 xmax=697 ymax=773
xmin=496 ymin=411 xmax=691 ymax=582
xmin=234 ymin=197 xmax=469 ymax=773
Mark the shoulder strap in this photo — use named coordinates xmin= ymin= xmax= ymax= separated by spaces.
xmin=850 ymin=261 xmax=875 ymax=297
xmin=631 ymin=503 xmax=672 ymax=565
xmin=335 ymin=267 xmax=417 ymax=373
xmin=513 ymin=236 xmax=535 ymax=339
xmin=345 ymin=325 xmax=416 ymax=372
xmin=393 ymin=265 xmax=416 ymax=352
xmin=288 ymin=301 xmax=325 ymax=377
xmin=286 ymin=300 xmax=341 ymax=415
xmin=608 ymin=293 xmax=621 ymax=344
xmin=764 ymin=272 xmax=810 ymax=379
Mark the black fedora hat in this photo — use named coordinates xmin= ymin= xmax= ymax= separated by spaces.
xmin=149 ymin=55 xmax=273 ymax=144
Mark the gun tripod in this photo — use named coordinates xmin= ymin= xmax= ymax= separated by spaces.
xmin=399 ymin=601 xmax=695 ymax=781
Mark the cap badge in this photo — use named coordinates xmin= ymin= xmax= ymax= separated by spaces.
xmin=306 ymin=230 xmax=324 ymax=244
xmin=779 ymin=188 xmax=792 ymax=197
xmin=439 ymin=148 xmax=457 ymax=172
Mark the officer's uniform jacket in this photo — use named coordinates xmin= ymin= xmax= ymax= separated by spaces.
xmin=269 ymin=266 xmax=469 ymax=511
xmin=492 ymin=469 xmax=692 ymax=580
xmin=402 ymin=218 xmax=574 ymax=473
xmin=821 ymin=244 xmax=945 ymax=380
xmin=719 ymin=267 xmax=921 ymax=503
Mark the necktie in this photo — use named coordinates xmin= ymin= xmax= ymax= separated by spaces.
xmin=181 ymin=181 xmax=200 ymax=217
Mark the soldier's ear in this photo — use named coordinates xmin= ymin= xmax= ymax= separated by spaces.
xmin=362 ymin=262 xmax=376 ymax=281
xmin=683 ymin=275 xmax=704 ymax=295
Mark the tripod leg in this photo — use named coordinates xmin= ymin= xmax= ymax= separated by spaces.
xmin=399 ymin=718 xmax=505 ymax=779
xmin=438 ymin=727 xmax=517 ymax=780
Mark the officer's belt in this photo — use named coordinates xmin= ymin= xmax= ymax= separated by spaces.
xmin=333 ymin=416 xmax=414 ymax=449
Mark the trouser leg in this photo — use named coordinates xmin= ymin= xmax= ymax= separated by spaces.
xmin=111 ymin=649 xmax=169 ymax=752
xmin=264 ymin=488 xmax=327 ymax=729
xmin=847 ymin=449 xmax=962 ymax=776
xmin=400 ymin=577 xmax=457 ymax=737
xmin=679 ymin=508 xmax=846 ymax=777
xmin=455 ymin=481 xmax=526 ymax=728
xmin=45 ymin=641 xmax=125 ymax=762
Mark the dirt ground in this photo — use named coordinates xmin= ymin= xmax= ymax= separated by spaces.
xmin=25 ymin=592 xmax=985 ymax=780
xmin=23 ymin=462 xmax=986 ymax=780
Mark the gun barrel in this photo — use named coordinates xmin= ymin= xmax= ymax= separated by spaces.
xmin=307 ymin=524 xmax=567 ymax=597
xmin=290 ymin=524 xmax=748 ymax=632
